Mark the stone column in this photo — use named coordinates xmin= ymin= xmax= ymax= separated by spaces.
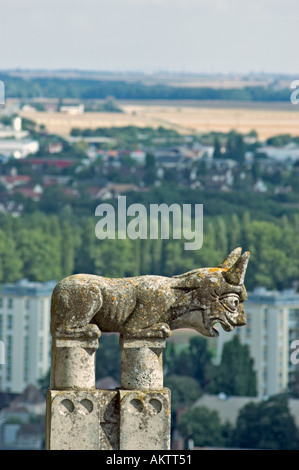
xmin=118 ymin=337 xmax=171 ymax=450
xmin=120 ymin=338 xmax=166 ymax=390
xmin=50 ymin=337 xmax=99 ymax=390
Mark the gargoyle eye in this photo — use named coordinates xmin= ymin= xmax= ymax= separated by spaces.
xmin=221 ymin=294 xmax=239 ymax=312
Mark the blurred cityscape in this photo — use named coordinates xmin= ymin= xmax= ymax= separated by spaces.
xmin=0 ymin=71 xmax=299 ymax=449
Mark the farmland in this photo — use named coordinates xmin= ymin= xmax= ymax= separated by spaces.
xmin=20 ymin=99 xmax=299 ymax=140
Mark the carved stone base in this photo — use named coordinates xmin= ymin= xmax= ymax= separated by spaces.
xmin=46 ymin=388 xmax=170 ymax=450
xmin=119 ymin=389 xmax=171 ymax=450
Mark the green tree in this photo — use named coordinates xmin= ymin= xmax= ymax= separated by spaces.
xmin=214 ymin=216 xmax=228 ymax=256
xmin=188 ymin=336 xmax=214 ymax=389
xmin=225 ymin=131 xmax=245 ymax=163
xmin=178 ymin=406 xmax=225 ymax=448
xmin=164 ymin=375 xmax=202 ymax=412
xmin=166 ymin=336 xmax=214 ymax=390
xmin=95 ymin=333 xmax=121 ymax=382
xmin=213 ymin=136 xmax=222 ymax=159
xmin=74 ymin=218 xmax=96 ymax=274
xmin=228 ymin=213 xmax=242 ymax=250
xmin=235 ymin=133 xmax=245 ymax=163
xmin=93 ymin=238 xmax=135 ymax=278
xmin=60 ymin=220 xmax=75 ymax=278
xmin=164 ymin=374 xmax=202 ymax=432
xmin=266 ymin=134 xmax=291 ymax=147
xmin=246 ymin=220 xmax=296 ymax=290
xmin=211 ymin=335 xmax=257 ymax=396
xmin=15 ymin=228 xmax=62 ymax=281
xmin=0 ymin=230 xmax=23 ymax=282
xmin=143 ymin=153 xmax=157 ymax=186
xmin=39 ymin=186 xmax=72 ymax=214
xmin=231 ymin=396 xmax=299 ymax=450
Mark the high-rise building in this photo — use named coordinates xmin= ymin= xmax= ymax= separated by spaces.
xmin=216 ymin=287 xmax=299 ymax=398
xmin=0 ymin=279 xmax=56 ymax=393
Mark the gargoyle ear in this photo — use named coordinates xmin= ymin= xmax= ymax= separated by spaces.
xmin=218 ymin=247 xmax=242 ymax=269
xmin=223 ymin=251 xmax=250 ymax=285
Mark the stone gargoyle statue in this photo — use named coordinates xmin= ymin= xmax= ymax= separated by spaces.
xmin=50 ymin=247 xmax=250 ymax=341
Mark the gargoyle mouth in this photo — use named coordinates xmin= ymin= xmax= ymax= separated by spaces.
xmin=211 ymin=315 xmax=236 ymax=336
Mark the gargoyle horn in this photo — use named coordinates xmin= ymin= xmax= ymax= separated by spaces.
xmin=223 ymin=251 xmax=250 ymax=285
xmin=218 ymin=247 xmax=242 ymax=269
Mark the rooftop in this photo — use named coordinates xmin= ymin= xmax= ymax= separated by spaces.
xmin=247 ymin=287 xmax=299 ymax=306
xmin=1 ymin=279 xmax=57 ymax=297
xmin=193 ymin=393 xmax=299 ymax=428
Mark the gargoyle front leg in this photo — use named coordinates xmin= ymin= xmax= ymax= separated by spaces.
xmin=50 ymin=274 xmax=103 ymax=341
xmin=120 ymin=322 xmax=171 ymax=339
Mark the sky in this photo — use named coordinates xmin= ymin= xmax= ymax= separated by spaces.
xmin=0 ymin=0 xmax=299 ymax=75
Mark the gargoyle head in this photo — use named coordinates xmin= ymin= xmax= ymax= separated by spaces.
xmin=172 ymin=247 xmax=250 ymax=337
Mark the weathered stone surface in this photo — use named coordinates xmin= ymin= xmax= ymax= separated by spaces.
xmin=46 ymin=389 xmax=119 ymax=450
xmin=50 ymin=337 xmax=98 ymax=390
xmin=46 ymin=389 xmax=100 ymax=450
xmin=120 ymin=338 xmax=165 ymax=390
xmin=50 ymin=247 xmax=250 ymax=341
xmin=119 ymin=389 xmax=171 ymax=450
xmin=98 ymin=389 xmax=120 ymax=450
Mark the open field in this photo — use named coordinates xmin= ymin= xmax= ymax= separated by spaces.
xmin=20 ymin=100 xmax=299 ymax=140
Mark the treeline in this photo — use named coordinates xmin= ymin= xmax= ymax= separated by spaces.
xmin=0 ymin=211 xmax=298 ymax=291
xmin=1 ymin=74 xmax=290 ymax=101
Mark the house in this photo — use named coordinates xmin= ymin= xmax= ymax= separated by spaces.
xmin=60 ymin=104 xmax=84 ymax=115
xmin=97 ymin=183 xmax=139 ymax=200
xmin=26 ymin=158 xmax=74 ymax=169
xmin=87 ymin=187 xmax=104 ymax=199
xmin=154 ymin=149 xmax=190 ymax=169
xmin=14 ymin=184 xmax=44 ymax=201
xmin=0 ymin=391 xmax=19 ymax=410
xmin=0 ymin=139 xmax=39 ymax=159
xmin=48 ymin=142 xmax=63 ymax=154
xmin=16 ymin=423 xmax=44 ymax=450
xmin=130 ymin=150 xmax=146 ymax=165
xmin=255 ymin=143 xmax=299 ymax=163
xmin=0 ymin=175 xmax=31 ymax=191
xmin=253 ymin=178 xmax=268 ymax=193
xmin=0 ymin=385 xmax=45 ymax=449
xmin=0 ymin=198 xmax=24 ymax=216
xmin=44 ymin=103 xmax=58 ymax=113
xmin=42 ymin=175 xmax=70 ymax=187
xmin=192 ymin=142 xmax=214 ymax=159
xmin=0 ymin=117 xmax=28 ymax=140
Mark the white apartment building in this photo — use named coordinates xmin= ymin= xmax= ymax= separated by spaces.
xmin=216 ymin=287 xmax=299 ymax=399
xmin=0 ymin=279 xmax=56 ymax=393
xmin=0 ymin=139 xmax=39 ymax=159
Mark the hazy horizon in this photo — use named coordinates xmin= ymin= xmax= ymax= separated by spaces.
xmin=1 ymin=0 xmax=299 ymax=76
